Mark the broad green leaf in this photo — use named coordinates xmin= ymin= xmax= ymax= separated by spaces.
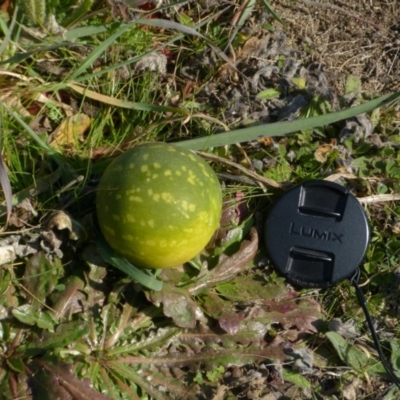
xmin=147 ymin=284 xmax=199 ymax=328
xmin=383 ymin=385 xmax=400 ymax=400
xmin=23 ymin=252 xmax=63 ymax=303
xmin=177 ymin=92 xmax=400 ymax=150
xmin=326 ymin=332 xmax=387 ymax=377
xmin=390 ymin=340 xmax=400 ymax=373
xmin=43 ymin=321 xmax=89 ymax=349
xmin=12 ymin=305 xmax=56 ymax=332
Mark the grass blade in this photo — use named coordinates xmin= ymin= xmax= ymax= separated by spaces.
xmin=68 ymin=83 xmax=188 ymax=114
xmin=135 ymin=18 xmax=236 ymax=69
xmin=0 ymin=5 xmax=18 ymax=58
xmin=177 ymin=92 xmax=400 ymax=150
xmin=0 ymin=103 xmax=58 ymax=156
xmin=226 ymin=0 xmax=256 ymax=51
xmin=259 ymin=0 xmax=285 ymax=25
xmin=0 ymin=42 xmax=81 ymax=66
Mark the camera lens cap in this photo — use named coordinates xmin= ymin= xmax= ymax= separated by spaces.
xmin=264 ymin=180 xmax=370 ymax=288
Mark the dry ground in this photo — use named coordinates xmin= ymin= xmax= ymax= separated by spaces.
xmin=270 ymin=0 xmax=400 ymax=95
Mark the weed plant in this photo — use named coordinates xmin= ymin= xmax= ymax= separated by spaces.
xmin=0 ymin=1 xmax=399 ymax=399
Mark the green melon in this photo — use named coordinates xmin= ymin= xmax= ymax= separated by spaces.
xmin=96 ymin=142 xmax=222 ymax=269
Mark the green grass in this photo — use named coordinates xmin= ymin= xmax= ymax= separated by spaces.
xmin=0 ymin=0 xmax=400 ymax=399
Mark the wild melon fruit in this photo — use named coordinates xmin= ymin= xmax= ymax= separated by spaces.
xmin=96 ymin=142 xmax=222 ymax=269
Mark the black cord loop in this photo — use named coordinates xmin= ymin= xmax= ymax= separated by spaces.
xmin=350 ymin=268 xmax=400 ymax=390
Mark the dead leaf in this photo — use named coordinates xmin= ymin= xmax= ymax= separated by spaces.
xmin=135 ymin=53 xmax=167 ymax=74
xmin=314 ymin=143 xmax=335 ymax=163
xmin=51 ymin=275 xmax=85 ymax=319
xmin=285 ymin=347 xmax=314 ymax=375
xmin=237 ymin=36 xmax=269 ymax=60
xmin=47 ymin=210 xmax=87 ymax=241
xmin=328 ymin=318 xmax=359 ymax=339
xmin=48 ymin=114 xmax=91 ymax=150
xmin=8 ymin=198 xmax=37 ymax=228
xmin=0 ymin=244 xmax=15 ymax=265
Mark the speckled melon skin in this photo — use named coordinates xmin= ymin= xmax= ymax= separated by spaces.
xmin=96 ymin=142 xmax=222 ymax=269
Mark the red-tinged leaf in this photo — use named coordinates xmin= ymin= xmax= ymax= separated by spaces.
xmin=190 ymin=228 xmax=258 ymax=294
xmin=218 ymin=313 xmax=245 ymax=335
xmin=201 ymin=292 xmax=244 ymax=335
xmin=148 ymin=283 xmax=200 ymax=328
xmin=265 ymin=298 xmax=322 ymax=333
xmin=119 ymin=343 xmax=287 ymax=370
xmin=29 ymin=361 xmax=112 ymax=400
xmin=216 ymin=275 xmax=290 ymax=303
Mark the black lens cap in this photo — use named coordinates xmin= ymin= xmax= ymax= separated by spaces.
xmin=264 ymin=180 xmax=370 ymax=288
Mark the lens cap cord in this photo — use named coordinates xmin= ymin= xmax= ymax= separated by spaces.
xmin=350 ymin=268 xmax=400 ymax=389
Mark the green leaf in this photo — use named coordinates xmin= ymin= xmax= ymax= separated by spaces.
xmin=6 ymin=358 xmax=25 ymax=373
xmin=12 ymin=305 xmax=56 ymax=332
xmin=177 ymin=92 xmax=400 ymax=150
xmin=345 ymin=75 xmax=362 ymax=96
xmin=107 ymin=327 xmax=180 ymax=357
xmin=147 ymin=284 xmax=199 ymax=328
xmin=326 ymin=332 xmax=387 ymax=377
xmin=256 ymin=88 xmax=281 ymax=99
xmin=43 ymin=321 xmax=89 ymax=349
xmin=95 ymin=224 xmax=163 ymax=291
xmin=282 ymin=369 xmax=311 ymax=388
xmin=23 ymin=252 xmax=63 ymax=302
xmin=390 ymin=340 xmax=400 ymax=373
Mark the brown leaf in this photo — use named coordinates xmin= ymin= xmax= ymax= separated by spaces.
xmin=51 ymin=275 xmax=85 ymax=319
xmin=314 ymin=143 xmax=335 ymax=163
xmin=8 ymin=198 xmax=37 ymax=228
xmin=46 ymin=210 xmax=87 ymax=241
xmin=48 ymin=113 xmax=91 ymax=150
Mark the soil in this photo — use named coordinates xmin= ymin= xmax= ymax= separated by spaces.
xmin=270 ymin=0 xmax=400 ymax=95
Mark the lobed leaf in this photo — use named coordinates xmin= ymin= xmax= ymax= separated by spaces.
xmin=148 ymin=283 xmax=200 ymax=329
xmin=189 ymin=227 xmax=258 ymax=294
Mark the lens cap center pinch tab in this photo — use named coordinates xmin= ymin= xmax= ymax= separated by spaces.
xmin=264 ymin=180 xmax=370 ymax=288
